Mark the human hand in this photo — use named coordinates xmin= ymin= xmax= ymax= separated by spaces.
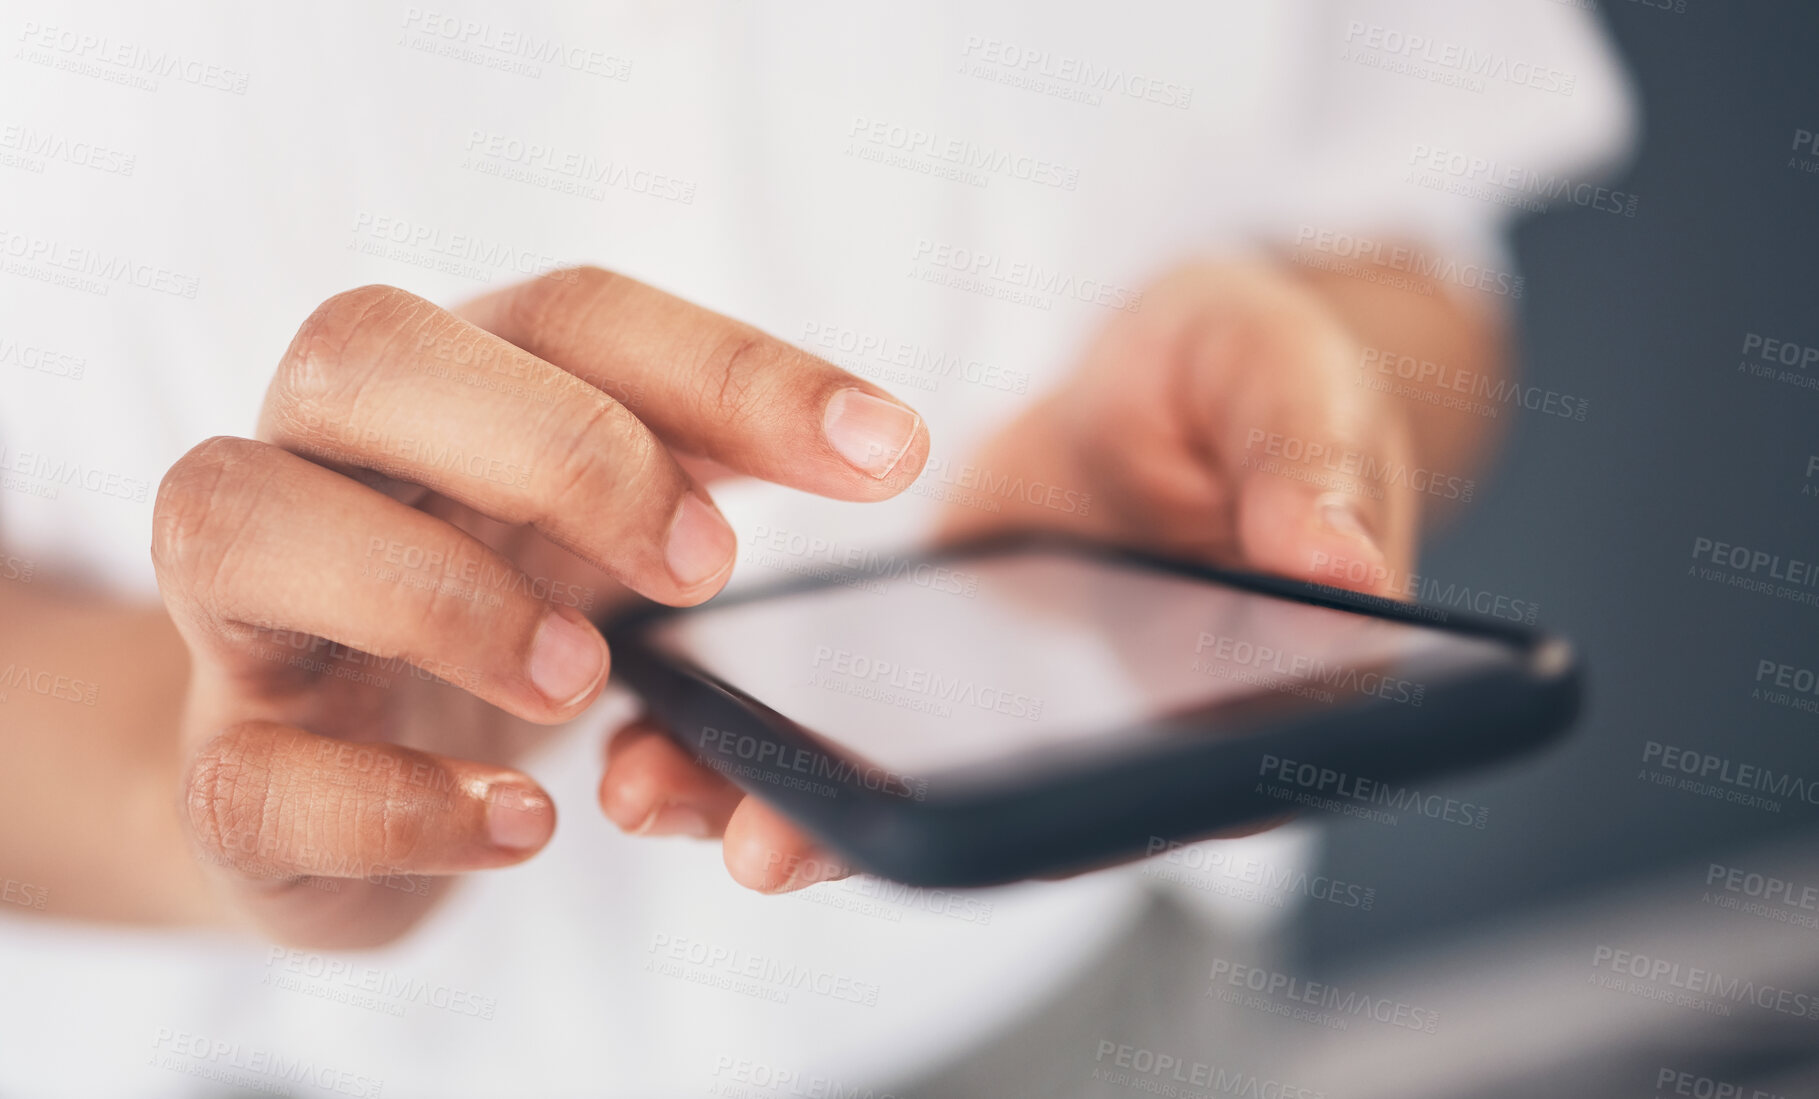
xmin=935 ymin=259 xmax=1450 ymax=594
xmin=599 ymin=259 xmax=1498 ymax=893
xmin=153 ymin=268 xmax=929 ymax=947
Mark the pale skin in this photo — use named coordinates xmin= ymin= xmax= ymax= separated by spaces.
xmin=0 ymin=253 xmax=1503 ymax=948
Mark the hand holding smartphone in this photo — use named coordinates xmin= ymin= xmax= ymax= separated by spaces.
xmin=608 ymin=537 xmax=1580 ymax=886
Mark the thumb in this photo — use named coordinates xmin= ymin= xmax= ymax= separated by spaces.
xmin=1228 ymin=401 xmax=1418 ymax=599
xmin=1236 ymin=471 xmax=1402 ymax=598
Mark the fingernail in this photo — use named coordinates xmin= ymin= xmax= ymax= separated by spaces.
xmin=527 ymin=607 xmax=608 ymax=707
xmin=1318 ymin=494 xmax=1380 ymax=555
xmin=665 ymin=493 xmax=736 ymax=589
xmin=823 ymin=388 xmax=920 ymax=478
xmin=643 ymin=804 xmax=714 ymax=838
xmin=486 ymin=783 xmax=554 ymax=850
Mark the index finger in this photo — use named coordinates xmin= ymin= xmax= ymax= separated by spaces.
xmin=459 ymin=267 xmax=930 ymax=499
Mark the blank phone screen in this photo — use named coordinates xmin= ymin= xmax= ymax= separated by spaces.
xmin=647 ymin=547 xmax=1515 ymax=777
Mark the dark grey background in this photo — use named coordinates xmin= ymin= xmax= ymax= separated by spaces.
xmin=1304 ymin=0 xmax=1819 ymax=967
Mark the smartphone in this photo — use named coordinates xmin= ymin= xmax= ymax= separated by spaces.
xmin=606 ymin=535 xmax=1581 ymax=886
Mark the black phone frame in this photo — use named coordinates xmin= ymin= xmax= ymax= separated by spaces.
xmin=604 ymin=534 xmax=1582 ymax=887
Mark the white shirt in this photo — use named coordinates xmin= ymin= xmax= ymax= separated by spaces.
xmin=0 ymin=2 xmax=1632 ymax=1095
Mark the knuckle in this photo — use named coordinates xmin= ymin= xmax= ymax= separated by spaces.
xmin=371 ymin=772 xmax=434 ymax=868
xmin=697 ymin=327 xmax=780 ymax=424
xmin=306 ymin=741 xmax=437 ymax=872
xmin=504 ymin=265 xmax=624 ymax=351
xmin=267 ymin=284 xmax=431 ymax=445
xmin=151 ymin=437 xmax=270 ymax=597
xmin=562 ymin=264 xmax=621 ymax=298
xmin=537 ymin=397 xmax=665 ymax=522
xmin=184 ymin=725 xmax=279 ymax=872
xmin=397 ymin=549 xmax=488 ymax=644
